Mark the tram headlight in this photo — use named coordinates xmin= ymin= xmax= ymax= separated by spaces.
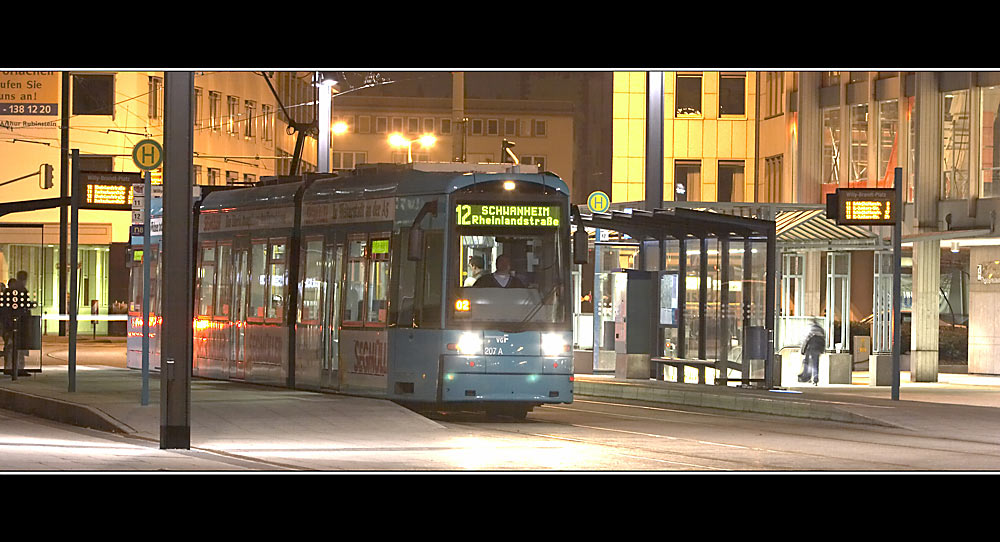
xmin=456 ymin=332 xmax=482 ymax=356
xmin=541 ymin=333 xmax=568 ymax=357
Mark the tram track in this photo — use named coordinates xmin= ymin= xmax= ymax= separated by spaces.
xmin=446 ymin=398 xmax=1000 ymax=471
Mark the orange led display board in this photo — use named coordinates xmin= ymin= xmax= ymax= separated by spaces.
xmin=831 ymin=188 xmax=898 ymax=226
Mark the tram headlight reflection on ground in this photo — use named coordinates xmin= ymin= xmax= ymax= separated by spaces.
xmin=541 ymin=333 xmax=568 ymax=356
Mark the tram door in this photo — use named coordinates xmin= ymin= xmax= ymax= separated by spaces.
xmin=322 ymin=243 xmax=344 ymax=389
xmin=230 ymin=244 xmax=250 ymax=380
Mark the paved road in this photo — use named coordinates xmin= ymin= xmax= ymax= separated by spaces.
xmin=6 ymin=388 xmax=1000 ymax=471
xmin=3 ymin=338 xmax=1000 ymax=471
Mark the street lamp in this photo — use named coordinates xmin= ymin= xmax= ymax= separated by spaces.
xmin=388 ymin=132 xmax=436 ymax=163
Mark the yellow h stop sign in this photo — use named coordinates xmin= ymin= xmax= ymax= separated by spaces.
xmin=132 ymin=139 xmax=163 ymax=171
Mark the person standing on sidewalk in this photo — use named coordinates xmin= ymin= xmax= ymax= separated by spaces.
xmin=3 ymin=272 xmax=30 ymax=377
xmin=798 ymin=319 xmax=826 ymax=385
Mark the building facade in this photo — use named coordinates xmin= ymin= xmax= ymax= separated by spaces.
xmin=609 ymin=70 xmax=1000 ymax=378
xmin=0 ymin=70 xmax=281 ymax=334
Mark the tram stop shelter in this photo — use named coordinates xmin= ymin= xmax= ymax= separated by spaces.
xmin=572 ymin=206 xmax=778 ymax=388
xmin=573 ymin=202 xmax=891 ymax=390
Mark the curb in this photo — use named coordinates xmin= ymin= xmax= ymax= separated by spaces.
xmin=573 ymin=379 xmax=900 ymax=428
xmin=0 ymin=387 xmax=132 ymax=434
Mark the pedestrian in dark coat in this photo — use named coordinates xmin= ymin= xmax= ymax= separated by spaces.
xmin=798 ymin=319 xmax=826 ymax=385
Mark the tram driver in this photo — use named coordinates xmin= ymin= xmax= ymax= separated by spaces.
xmin=474 ymin=254 xmax=526 ymax=288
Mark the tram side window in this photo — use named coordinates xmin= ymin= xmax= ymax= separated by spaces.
xmin=197 ymin=243 xmax=216 ymax=317
xmin=299 ymin=238 xmax=325 ymax=323
xmin=343 ymin=237 xmax=367 ymax=325
xmin=367 ymin=237 xmax=390 ymax=326
xmin=216 ymin=244 xmax=232 ymax=318
xmin=267 ymin=239 xmax=287 ymax=321
xmin=249 ymin=240 xmax=268 ymax=320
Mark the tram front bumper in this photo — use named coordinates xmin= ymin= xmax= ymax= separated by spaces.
xmin=441 ymin=355 xmax=573 ymax=404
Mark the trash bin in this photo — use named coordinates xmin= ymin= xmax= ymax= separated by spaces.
xmin=16 ymin=315 xmax=42 ymax=350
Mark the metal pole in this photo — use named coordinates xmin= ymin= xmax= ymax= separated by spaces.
xmin=160 ymin=72 xmax=193 ymax=449
xmin=69 ymin=149 xmax=79 ymax=392
xmin=593 ymin=229 xmax=601 ymax=372
xmin=59 ymin=72 xmax=69 ymax=337
xmin=142 ymin=170 xmax=151 ymax=406
xmin=318 ymin=78 xmax=332 ymax=173
xmin=645 ymin=71 xmax=664 ymax=211
xmin=765 ymin=223 xmax=777 ymax=388
xmin=892 ymin=167 xmax=902 ymax=400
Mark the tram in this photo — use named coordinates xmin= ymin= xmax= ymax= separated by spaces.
xmin=172 ymin=163 xmax=579 ymax=418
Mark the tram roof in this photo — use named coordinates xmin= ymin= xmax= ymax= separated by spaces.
xmin=199 ymin=166 xmax=568 ymax=211
xmin=302 ymin=168 xmax=568 ymax=201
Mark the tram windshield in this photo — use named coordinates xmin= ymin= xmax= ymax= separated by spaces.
xmin=452 ymin=226 xmax=566 ymax=325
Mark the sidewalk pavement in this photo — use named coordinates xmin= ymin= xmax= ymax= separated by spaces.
xmin=3 ymin=363 xmax=1000 ymax=447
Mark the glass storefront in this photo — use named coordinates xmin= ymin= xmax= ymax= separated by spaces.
xmin=0 ymin=241 xmax=112 ymax=335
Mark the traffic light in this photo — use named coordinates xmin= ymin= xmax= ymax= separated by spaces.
xmin=40 ymin=163 xmax=53 ymax=189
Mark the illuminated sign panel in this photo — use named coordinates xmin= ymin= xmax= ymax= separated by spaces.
xmin=87 ymin=183 xmax=131 ymax=206
xmin=833 ymin=189 xmax=897 ymax=226
xmin=456 ymin=204 xmax=562 ymax=227
xmin=80 ymin=172 xmax=139 ymax=210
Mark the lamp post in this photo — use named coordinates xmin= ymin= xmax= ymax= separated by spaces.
xmin=388 ymin=133 xmax=436 ymax=163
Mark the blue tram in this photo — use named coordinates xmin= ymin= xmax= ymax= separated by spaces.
xmin=186 ymin=163 xmax=577 ymax=418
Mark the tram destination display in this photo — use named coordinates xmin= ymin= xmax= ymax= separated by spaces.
xmin=826 ymin=188 xmax=897 ymax=226
xmin=456 ymin=203 xmax=562 ymax=227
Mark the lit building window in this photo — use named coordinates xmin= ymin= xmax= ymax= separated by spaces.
xmin=822 ymin=108 xmax=841 ymax=186
xmin=719 ymin=73 xmax=746 ymax=116
xmin=981 ymin=86 xmax=1000 ymax=198
xmin=942 ymin=89 xmax=970 ymax=200
xmin=675 ymin=74 xmax=702 ymax=116
xmin=849 ymin=103 xmax=868 ymax=186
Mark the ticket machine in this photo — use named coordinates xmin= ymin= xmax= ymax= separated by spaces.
xmin=612 ymin=269 xmax=655 ymax=379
